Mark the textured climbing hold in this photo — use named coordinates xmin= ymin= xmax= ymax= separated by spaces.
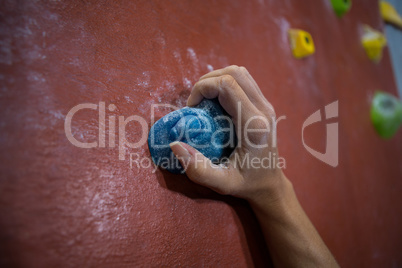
xmin=371 ymin=91 xmax=402 ymax=139
xmin=288 ymin=29 xmax=315 ymax=59
xmin=380 ymin=1 xmax=402 ymax=28
xmin=148 ymin=99 xmax=237 ymax=174
xmin=361 ymin=25 xmax=387 ymax=63
xmin=330 ymin=0 xmax=352 ymax=17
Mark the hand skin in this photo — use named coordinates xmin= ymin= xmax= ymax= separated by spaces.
xmin=170 ymin=65 xmax=339 ymax=268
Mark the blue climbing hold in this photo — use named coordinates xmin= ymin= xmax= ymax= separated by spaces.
xmin=148 ymin=99 xmax=237 ymax=174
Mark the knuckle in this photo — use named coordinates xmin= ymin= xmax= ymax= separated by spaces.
xmin=248 ymin=115 xmax=271 ymax=130
xmin=227 ymin=65 xmax=242 ymax=76
xmin=249 ymin=115 xmax=270 ymax=129
xmin=264 ymin=112 xmax=276 ymax=125
xmin=267 ymin=105 xmax=276 ymax=119
xmin=261 ymin=103 xmax=276 ymax=119
xmin=227 ymin=65 xmax=240 ymax=72
xmin=203 ymin=85 xmax=216 ymax=98
xmin=219 ymin=74 xmax=237 ymax=89
xmin=239 ymin=66 xmax=249 ymax=74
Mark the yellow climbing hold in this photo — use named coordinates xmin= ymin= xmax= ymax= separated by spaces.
xmin=380 ymin=1 xmax=402 ymax=28
xmin=361 ymin=25 xmax=387 ymax=63
xmin=288 ymin=29 xmax=315 ymax=59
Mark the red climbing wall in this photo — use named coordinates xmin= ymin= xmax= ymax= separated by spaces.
xmin=0 ymin=0 xmax=401 ymax=267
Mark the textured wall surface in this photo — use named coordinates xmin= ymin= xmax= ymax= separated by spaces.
xmin=0 ymin=0 xmax=401 ymax=267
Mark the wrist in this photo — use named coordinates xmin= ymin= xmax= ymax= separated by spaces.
xmin=246 ymin=171 xmax=294 ymax=215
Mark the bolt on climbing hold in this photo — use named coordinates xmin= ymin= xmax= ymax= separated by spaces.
xmin=288 ymin=29 xmax=315 ymax=59
xmin=361 ymin=25 xmax=387 ymax=63
xmin=371 ymin=91 xmax=402 ymax=139
xmin=380 ymin=1 xmax=402 ymax=29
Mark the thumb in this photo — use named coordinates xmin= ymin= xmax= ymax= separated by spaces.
xmin=169 ymin=141 xmax=233 ymax=194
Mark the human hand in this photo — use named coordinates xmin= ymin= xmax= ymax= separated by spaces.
xmin=170 ymin=67 xmax=339 ymax=267
xmin=170 ymin=65 xmax=286 ymax=203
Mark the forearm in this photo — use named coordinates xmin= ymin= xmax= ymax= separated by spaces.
xmin=247 ymin=174 xmax=339 ymax=268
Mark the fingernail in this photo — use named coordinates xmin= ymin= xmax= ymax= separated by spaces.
xmin=187 ymin=97 xmax=200 ymax=107
xmin=170 ymin=141 xmax=191 ymax=160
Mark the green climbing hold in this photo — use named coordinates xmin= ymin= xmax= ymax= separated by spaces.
xmin=370 ymin=91 xmax=402 ymax=139
xmin=330 ymin=0 xmax=352 ymax=17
